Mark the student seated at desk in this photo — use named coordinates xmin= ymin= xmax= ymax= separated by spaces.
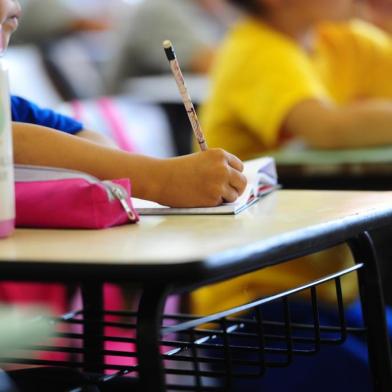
xmin=0 ymin=0 xmax=247 ymax=352
xmin=202 ymin=0 xmax=392 ymax=156
xmin=0 ymin=0 xmax=246 ymax=208
xmin=195 ymin=0 xmax=392 ymax=314
xmin=194 ymin=0 xmax=392 ymax=389
xmin=112 ymin=0 xmax=237 ymax=87
xmin=13 ymin=0 xmax=110 ymax=45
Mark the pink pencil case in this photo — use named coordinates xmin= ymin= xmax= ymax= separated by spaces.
xmin=14 ymin=165 xmax=139 ymax=229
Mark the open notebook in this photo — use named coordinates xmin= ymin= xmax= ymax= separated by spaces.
xmin=132 ymin=157 xmax=278 ymax=215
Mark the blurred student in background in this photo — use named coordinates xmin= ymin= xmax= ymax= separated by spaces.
xmin=1 ymin=0 xmax=247 ymax=209
xmin=13 ymin=0 xmax=109 ymax=44
xmin=11 ymin=0 xmax=236 ymax=97
xmin=195 ymin=0 xmax=392 ymax=389
xmin=113 ymin=0 xmax=237 ymax=83
xmin=201 ymin=0 xmax=392 ymax=158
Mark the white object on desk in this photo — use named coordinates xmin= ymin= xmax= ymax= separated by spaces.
xmin=0 ymin=55 xmax=14 ymax=238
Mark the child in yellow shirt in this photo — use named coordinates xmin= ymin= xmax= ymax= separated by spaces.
xmin=202 ymin=1 xmax=392 ymax=158
xmin=193 ymin=0 xmax=392 ymax=323
xmin=194 ymin=2 xmax=392 ymax=389
xmin=193 ymin=0 xmax=392 ymax=316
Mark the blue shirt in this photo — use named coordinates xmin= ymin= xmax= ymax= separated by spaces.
xmin=11 ymin=96 xmax=83 ymax=134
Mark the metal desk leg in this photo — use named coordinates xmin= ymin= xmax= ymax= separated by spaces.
xmin=137 ymin=284 xmax=168 ymax=392
xmin=349 ymin=232 xmax=392 ymax=392
xmin=81 ymin=281 xmax=104 ymax=374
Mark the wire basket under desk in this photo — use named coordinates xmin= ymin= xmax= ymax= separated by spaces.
xmin=0 ymin=264 xmax=366 ymax=391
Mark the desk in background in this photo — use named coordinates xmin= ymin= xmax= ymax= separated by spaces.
xmin=273 ymin=144 xmax=392 ymax=190
xmin=0 ymin=190 xmax=391 ymax=391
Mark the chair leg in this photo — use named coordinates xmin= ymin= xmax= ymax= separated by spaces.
xmin=349 ymin=231 xmax=392 ymax=392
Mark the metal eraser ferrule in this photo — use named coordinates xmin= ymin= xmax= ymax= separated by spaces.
xmin=164 ymin=46 xmax=176 ymax=61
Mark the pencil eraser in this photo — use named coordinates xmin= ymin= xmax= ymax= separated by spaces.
xmin=162 ymin=40 xmax=172 ymax=49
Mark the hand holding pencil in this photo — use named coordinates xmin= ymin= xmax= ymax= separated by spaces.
xmin=161 ymin=39 xmax=247 ymax=207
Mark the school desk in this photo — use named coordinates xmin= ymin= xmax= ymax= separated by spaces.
xmin=273 ymin=144 xmax=392 ymax=190
xmin=273 ymin=145 xmax=392 ymax=307
xmin=0 ymin=190 xmax=391 ymax=391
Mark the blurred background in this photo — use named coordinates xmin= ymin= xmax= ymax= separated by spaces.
xmin=9 ymin=0 xmax=392 ymax=159
xmin=9 ymin=0 xmax=238 ymax=157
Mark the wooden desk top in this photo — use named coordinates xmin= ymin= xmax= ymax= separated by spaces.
xmin=0 ymin=190 xmax=391 ymax=285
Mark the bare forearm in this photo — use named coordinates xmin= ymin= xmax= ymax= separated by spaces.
xmin=287 ymin=99 xmax=392 ymax=149
xmin=13 ymin=123 xmax=247 ymax=208
xmin=77 ymin=129 xmax=119 ymax=148
xmin=330 ymin=100 xmax=392 ymax=148
xmin=13 ymin=122 xmax=162 ymax=200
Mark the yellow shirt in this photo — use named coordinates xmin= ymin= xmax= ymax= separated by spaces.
xmin=191 ymin=19 xmax=392 ymax=316
xmin=201 ymin=18 xmax=392 ymax=160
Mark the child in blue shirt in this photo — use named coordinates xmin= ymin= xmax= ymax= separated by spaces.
xmin=11 ymin=96 xmax=83 ymax=134
xmin=5 ymin=0 xmax=246 ymax=208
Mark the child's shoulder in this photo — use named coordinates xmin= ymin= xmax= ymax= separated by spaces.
xmin=212 ymin=18 xmax=317 ymax=87
xmin=317 ymin=19 xmax=391 ymax=49
xmin=11 ymin=96 xmax=35 ymax=114
xmin=223 ymin=18 xmax=306 ymax=61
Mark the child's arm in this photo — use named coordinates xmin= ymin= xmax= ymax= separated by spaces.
xmin=76 ymin=129 xmax=119 ymax=148
xmin=283 ymin=99 xmax=392 ymax=149
xmin=13 ymin=122 xmax=247 ymax=207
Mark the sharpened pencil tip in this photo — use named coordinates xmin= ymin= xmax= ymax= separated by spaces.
xmin=163 ymin=40 xmax=172 ymax=49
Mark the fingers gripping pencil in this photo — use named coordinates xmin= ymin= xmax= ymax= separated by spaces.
xmin=163 ymin=40 xmax=208 ymax=151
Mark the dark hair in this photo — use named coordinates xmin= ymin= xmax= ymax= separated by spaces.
xmin=227 ymin=0 xmax=262 ymax=14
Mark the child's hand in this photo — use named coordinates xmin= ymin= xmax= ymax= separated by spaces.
xmin=155 ymin=148 xmax=247 ymax=208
